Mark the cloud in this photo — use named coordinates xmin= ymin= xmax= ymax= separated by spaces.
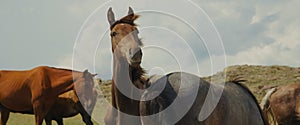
xmin=68 ymin=0 xmax=299 ymax=79
xmin=187 ymin=0 xmax=300 ymax=75
xmin=2 ymin=0 xmax=298 ymax=79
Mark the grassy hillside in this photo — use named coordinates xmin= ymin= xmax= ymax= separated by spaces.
xmin=203 ymin=65 xmax=300 ymax=101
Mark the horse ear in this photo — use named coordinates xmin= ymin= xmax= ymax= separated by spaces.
xmin=107 ymin=7 xmax=116 ymax=27
xmin=92 ymin=74 xmax=97 ymax=77
xmin=119 ymin=7 xmax=139 ymax=24
xmin=83 ymin=69 xmax=89 ymax=77
xmin=128 ymin=7 xmax=139 ymax=21
xmin=128 ymin=7 xmax=134 ymax=15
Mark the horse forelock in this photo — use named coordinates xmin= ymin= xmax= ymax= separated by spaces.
xmin=110 ymin=14 xmax=140 ymax=30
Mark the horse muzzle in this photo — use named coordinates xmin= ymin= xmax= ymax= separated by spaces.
xmin=130 ymin=48 xmax=142 ymax=66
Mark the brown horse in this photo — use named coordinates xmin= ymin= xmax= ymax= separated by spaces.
xmin=4 ymin=89 xmax=97 ymax=125
xmin=104 ymin=7 xmax=146 ymax=125
xmin=0 ymin=66 xmax=96 ymax=125
xmin=140 ymin=73 xmax=269 ymax=125
xmin=261 ymin=83 xmax=300 ymax=125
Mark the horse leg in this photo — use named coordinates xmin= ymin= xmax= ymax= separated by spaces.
xmin=0 ymin=108 xmax=10 ymax=125
xmin=33 ymin=103 xmax=46 ymax=125
xmin=80 ymin=112 xmax=93 ymax=125
xmin=45 ymin=119 xmax=52 ymax=125
xmin=104 ymin=105 xmax=117 ymax=125
xmin=55 ymin=118 xmax=63 ymax=125
xmin=78 ymin=104 xmax=93 ymax=125
xmin=45 ymin=116 xmax=63 ymax=125
xmin=33 ymin=99 xmax=55 ymax=125
xmin=105 ymin=90 xmax=117 ymax=125
xmin=45 ymin=115 xmax=52 ymax=125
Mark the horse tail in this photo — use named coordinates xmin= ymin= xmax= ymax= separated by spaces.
xmin=229 ymin=79 xmax=270 ymax=125
xmin=260 ymin=88 xmax=278 ymax=125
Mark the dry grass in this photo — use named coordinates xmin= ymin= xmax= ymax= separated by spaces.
xmin=203 ymin=65 xmax=300 ymax=102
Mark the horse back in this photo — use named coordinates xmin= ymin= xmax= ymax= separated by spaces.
xmin=0 ymin=66 xmax=74 ymax=111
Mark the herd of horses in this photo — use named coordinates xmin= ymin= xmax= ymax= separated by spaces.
xmin=0 ymin=7 xmax=298 ymax=125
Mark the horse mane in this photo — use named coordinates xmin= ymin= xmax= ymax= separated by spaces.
xmin=130 ymin=65 xmax=145 ymax=83
xmin=47 ymin=66 xmax=80 ymax=73
xmin=228 ymin=79 xmax=270 ymax=125
xmin=47 ymin=66 xmax=89 ymax=78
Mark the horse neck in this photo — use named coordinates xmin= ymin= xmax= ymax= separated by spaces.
xmin=48 ymin=69 xmax=82 ymax=96
xmin=112 ymin=56 xmax=145 ymax=117
xmin=112 ymin=56 xmax=145 ymax=89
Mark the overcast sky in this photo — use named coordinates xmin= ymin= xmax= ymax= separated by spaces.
xmin=1 ymin=0 xmax=299 ymax=80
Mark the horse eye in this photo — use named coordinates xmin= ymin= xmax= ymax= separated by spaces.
xmin=111 ymin=32 xmax=118 ymax=37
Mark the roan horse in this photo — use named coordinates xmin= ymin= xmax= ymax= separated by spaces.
xmin=261 ymin=83 xmax=300 ymax=125
xmin=0 ymin=66 xmax=96 ymax=125
xmin=140 ymin=74 xmax=269 ymax=125
xmin=104 ymin=7 xmax=146 ymax=125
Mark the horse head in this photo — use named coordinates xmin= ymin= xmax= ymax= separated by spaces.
xmin=74 ymin=69 xmax=97 ymax=115
xmin=107 ymin=7 xmax=143 ymax=68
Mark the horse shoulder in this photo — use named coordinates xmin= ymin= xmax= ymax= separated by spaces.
xmin=29 ymin=66 xmax=52 ymax=90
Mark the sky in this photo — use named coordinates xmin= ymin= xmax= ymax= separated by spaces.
xmin=0 ymin=0 xmax=299 ymax=80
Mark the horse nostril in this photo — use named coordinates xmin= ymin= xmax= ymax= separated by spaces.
xmin=129 ymin=48 xmax=132 ymax=56
xmin=132 ymin=49 xmax=142 ymax=60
